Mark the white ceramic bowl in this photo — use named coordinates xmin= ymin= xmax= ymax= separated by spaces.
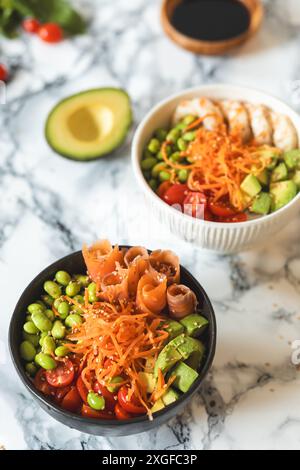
xmin=132 ymin=84 xmax=300 ymax=253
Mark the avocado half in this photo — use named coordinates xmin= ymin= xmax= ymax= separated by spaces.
xmin=45 ymin=88 xmax=133 ymax=161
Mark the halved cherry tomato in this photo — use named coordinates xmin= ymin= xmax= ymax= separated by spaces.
xmin=46 ymin=359 xmax=74 ymax=388
xmin=208 ymin=200 xmax=237 ymax=217
xmin=183 ymin=191 xmax=207 ymax=219
xmin=117 ymin=387 xmax=146 ymax=415
xmin=0 ymin=64 xmax=8 ymax=82
xmin=55 ymin=385 xmax=71 ymax=404
xmin=218 ymin=212 xmax=248 ymax=223
xmin=22 ymin=18 xmax=40 ymax=33
xmin=76 ymin=375 xmax=88 ymax=403
xmin=157 ymin=181 xmax=172 ymax=199
xmin=34 ymin=369 xmax=56 ymax=397
xmin=115 ymin=403 xmax=132 ymax=420
xmin=38 ymin=23 xmax=63 ymax=43
xmin=61 ymin=386 xmax=82 ymax=412
xmin=163 ymin=184 xmax=188 ymax=207
xmin=94 ymin=381 xmax=116 ymax=411
xmin=81 ymin=404 xmax=115 ymax=420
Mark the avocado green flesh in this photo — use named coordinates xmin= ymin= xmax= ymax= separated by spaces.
xmin=270 ymin=181 xmax=297 ymax=211
xmin=45 ymin=88 xmax=132 ymax=161
xmin=162 ymin=319 xmax=184 ymax=340
xmin=171 ymin=362 xmax=199 ymax=393
xmin=162 ymin=388 xmax=180 ymax=406
xmin=180 ymin=314 xmax=208 ymax=338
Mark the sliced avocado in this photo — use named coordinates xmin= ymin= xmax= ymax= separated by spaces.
xmin=250 ymin=192 xmax=272 ymax=215
xmin=180 ymin=314 xmax=208 ymax=338
xmin=162 ymin=388 xmax=180 ymax=406
xmin=176 ymin=336 xmax=205 ymax=370
xmin=45 ymin=88 xmax=133 ymax=161
xmin=271 ymin=163 xmax=288 ymax=183
xmin=151 ymin=399 xmax=165 ymax=413
xmin=162 ymin=320 xmax=184 ymax=340
xmin=154 ymin=346 xmax=182 ymax=377
xmin=257 ymin=169 xmax=270 ymax=187
xmin=240 ymin=175 xmax=262 ymax=198
xmin=283 ymin=149 xmax=300 ymax=170
xmin=293 ymin=170 xmax=300 ymax=190
xmin=259 ymin=148 xmax=280 ymax=170
xmin=138 ymin=372 xmax=156 ymax=394
xmin=270 ymin=181 xmax=297 ymax=212
xmin=170 ymin=362 xmax=199 ymax=393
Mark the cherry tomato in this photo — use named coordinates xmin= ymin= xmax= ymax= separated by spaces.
xmin=115 ymin=403 xmax=132 ymax=420
xmin=34 ymin=369 xmax=56 ymax=397
xmin=55 ymin=385 xmax=71 ymax=404
xmin=22 ymin=18 xmax=41 ymax=33
xmin=117 ymin=387 xmax=146 ymax=415
xmin=163 ymin=184 xmax=188 ymax=207
xmin=81 ymin=404 xmax=115 ymax=420
xmin=0 ymin=64 xmax=8 ymax=82
xmin=217 ymin=212 xmax=248 ymax=223
xmin=157 ymin=181 xmax=172 ymax=199
xmin=46 ymin=359 xmax=74 ymax=388
xmin=76 ymin=375 xmax=88 ymax=403
xmin=61 ymin=386 xmax=82 ymax=412
xmin=38 ymin=23 xmax=63 ymax=43
xmin=94 ymin=381 xmax=116 ymax=411
xmin=208 ymin=200 xmax=237 ymax=217
xmin=183 ymin=192 xmax=207 ymax=219
xmin=204 ymin=208 xmax=215 ymax=222
xmin=103 ymin=357 xmax=117 ymax=369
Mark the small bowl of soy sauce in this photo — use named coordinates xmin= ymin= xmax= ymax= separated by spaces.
xmin=161 ymin=0 xmax=263 ymax=55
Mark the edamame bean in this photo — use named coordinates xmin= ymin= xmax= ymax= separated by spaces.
xmin=152 ymin=162 xmax=167 ymax=178
xmin=149 ymin=179 xmax=158 ymax=191
xmin=53 ymin=298 xmax=63 ymax=310
xmin=143 ymin=148 xmax=153 ymax=160
xmin=167 ymin=129 xmax=181 ymax=143
xmin=147 ymin=138 xmax=161 ymax=154
xmin=42 ymin=294 xmax=54 ymax=307
xmin=177 ymin=138 xmax=188 ymax=152
xmin=55 ymin=346 xmax=69 ymax=357
xmin=74 ymin=295 xmax=84 ymax=304
xmin=20 ymin=341 xmax=36 ymax=362
xmin=183 ymin=115 xmax=196 ymax=125
xmin=25 ymin=362 xmax=37 ymax=377
xmin=74 ymin=275 xmax=89 ymax=287
xmin=45 ymin=309 xmax=55 ymax=322
xmin=176 ymin=122 xmax=186 ymax=131
xmin=32 ymin=311 xmax=52 ymax=332
xmin=44 ymin=281 xmax=61 ymax=299
xmin=159 ymin=171 xmax=171 ymax=182
xmin=58 ymin=301 xmax=70 ymax=320
xmin=23 ymin=321 xmax=39 ymax=335
xmin=35 ymin=352 xmax=57 ymax=370
xmin=23 ymin=332 xmax=40 ymax=347
xmin=87 ymin=392 xmax=105 ymax=411
xmin=51 ymin=321 xmax=66 ymax=340
xmin=107 ymin=376 xmax=124 ymax=393
xmin=88 ymin=282 xmax=97 ymax=303
xmin=170 ymin=152 xmax=181 ymax=162
xmin=55 ymin=270 xmax=71 ymax=287
xmin=65 ymin=281 xmax=81 ymax=297
xmin=39 ymin=332 xmax=48 ymax=347
xmin=65 ymin=314 xmax=83 ymax=329
xmin=28 ymin=303 xmax=44 ymax=315
xmin=72 ymin=295 xmax=84 ymax=314
xmin=155 ymin=128 xmax=167 ymax=142
xmin=42 ymin=336 xmax=56 ymax=355
xmin=141 ymin=157 xmax=158 ymax=171
xmin=178 ymin=169 xmax=189 ymax=183
xmin=183 ymin=131 xmax=196 ymax=142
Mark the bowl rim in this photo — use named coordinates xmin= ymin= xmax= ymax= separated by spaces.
xmin=9 ymin=248 xmax=217 ymax=428
xmin=132 ymin=83 xmax=300 ymax=229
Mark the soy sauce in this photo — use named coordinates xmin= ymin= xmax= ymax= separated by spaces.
xmin=171 ymin=0 xmax=251 ymax=42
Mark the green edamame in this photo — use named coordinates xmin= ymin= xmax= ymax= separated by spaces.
xmin=152 ymin=162 xmax=167 ymax=178
xmin=107 ymin=376 xmax=124 ymax=393
xmin=20 ymin=341 xmax=36 ymax=361
xmin=35 ymin=352 xmax=57 ymax=370
xmin=25 ymin=362 xmax=37 ymax=377
xmin=170 ymin=152 xmax=181 ymax=163
xmin=58 ymin=301 xmax=70 ymax=320
xmin=65 ymin=314 xmax=83 ymax=329
xmin=55 ymin=270 xmax=71 ymax=287
xmin=23 ymin=331 xmax=40 ymax=347
xmin=159 ymin=171 xmax=171 ymax=182
xmin=155 ymin=128 xmax=168 ymax=142
xmin=42 ymin=336 xmax=56 ymax=355
xmin=55 ymin=346 xmax=69 ymax=357
xmin=149 ymin=179 xmax=158 ymax=191
xmin=88 ymin=282 xmax=97 ymax=303
xmin=42 ymin=294 xmax=54 ymax=307
xmin=51 ymin=320 xmax=66 ymax=340
xmin=44 ymin=280 xmax=61 ymax=299
xmin=147 ymin=138 xmax=161 ymax=154
xmin=141 ymin=157 xmax=157 ymax=171
xmin=39 ymin=332 xmax=48 ymax=347
xmin=177 ymin=138 xmax=188 ymax=152
xmin=65 ymin=281 xmax=81 ymax=297
xmin=178 ymin=169 xmax=189 ymax=183
xmin=45 ymin=309 xmax=55 ymax=322
xmin=27 ymin=303 xmax=44 ymax=315
xmin=87 ymin=392 xmax=105 ymax=411
xmin=74 ymin=275 xmax=89 ymax=287
xmin=183 ymin=115 xmax=196 ymax=125
xmin=32 ymin=311 xmax=52 ymax=332
xmin=53 ymin=298 xmax=63 ymax=310
xmin=183 ymin=131 xmax=196 ymax=142
xmin=23 ymin=321 xmax=39 ymax=335
xmin=167 ymin=129 xmax=181 ymax=143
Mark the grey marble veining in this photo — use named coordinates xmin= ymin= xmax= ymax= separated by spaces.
xmin=1 ymin=0 xmax=300 ymax=450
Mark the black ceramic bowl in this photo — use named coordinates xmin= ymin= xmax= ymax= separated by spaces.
xmin=9 ymin=248 xmax=217 ymax=436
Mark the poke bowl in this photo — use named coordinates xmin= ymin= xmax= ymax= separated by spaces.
xmin=132 ymin=84 xmax=300 ymax=253
xmin=9 ymin=242 xmax=217 ymax=436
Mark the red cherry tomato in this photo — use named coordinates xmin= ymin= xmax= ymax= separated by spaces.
xmin=208 ymin=200 xmax=237 ymax=217
xmin=218 ymin=212 xmax=248 ymax=223
xmin=183 ymin=192 xmax=207 ymax=219
xmin=55 ymin=385 xmax=71 ymax=404
xmin=34 ymin=369 xmax=56 ymax=397
xmin=22 ymin=18 xmax=40 ymax=33
xmin=45 ymin=359 xmax=74 ymax=388
xmin=81 ymin=404 xmax=115 ymax=420
xmin=117 ymin=387 xmax=146 ymax=415
xmin=103 ymin=357 xmax=117 ymax=369
xmin=163 ymin=184 xmax=189 ymax=207
xmin=115 ymin=403 xmax=132 ymax=420
xmin=157 ymin=181 xmax=172 ymax=199
xmin=76 ymin=376 xmax=88 ymax=403
xmin=0 ymin=64 xmax=8 ymax=82
xmin=38 ymin=23 xmax=63 ymax=43
xmin=94 ymin=381 xmax=116 ymax=411
xmin=61 ymin=386 xmax=82 ymax=412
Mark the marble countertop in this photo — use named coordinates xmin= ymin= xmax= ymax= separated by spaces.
xmin=1 ymin=0 xmax=300 ymax=451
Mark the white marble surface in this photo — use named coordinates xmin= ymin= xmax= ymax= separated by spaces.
xmin=1 ymin=0 xmax=300 ymax=451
